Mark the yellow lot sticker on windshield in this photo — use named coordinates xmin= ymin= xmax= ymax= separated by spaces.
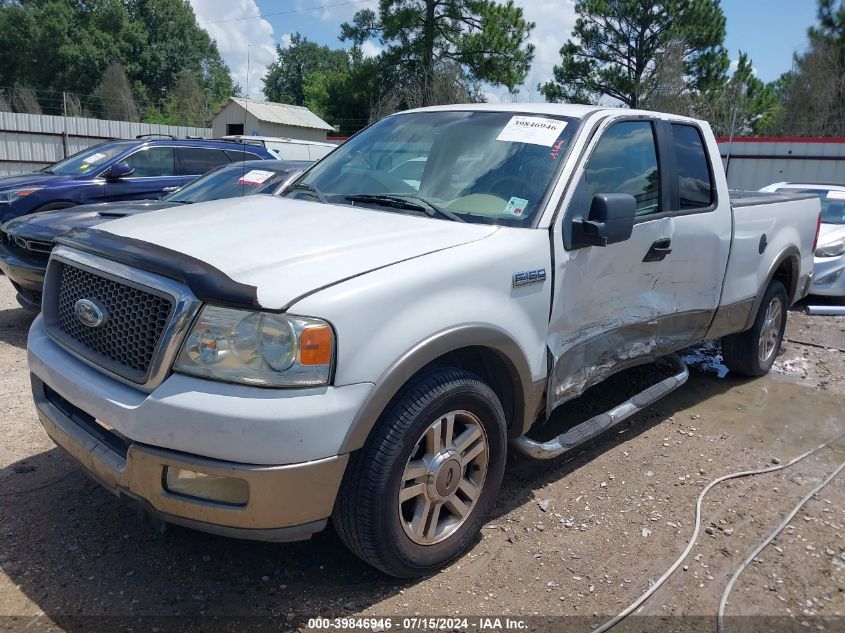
xmin=80 ymin=164 xmax=89 ymax=170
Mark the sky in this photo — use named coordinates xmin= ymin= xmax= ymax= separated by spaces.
xmin=188 ymin=0 xmax=821 ymax=102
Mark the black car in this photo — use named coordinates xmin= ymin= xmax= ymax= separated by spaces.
xmin=0 ymin=159 xmax=311 ymax=310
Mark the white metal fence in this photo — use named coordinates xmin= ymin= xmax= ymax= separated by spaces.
xmin=0 ymin=112 xmax=210 ymax=176
xmin=718 ymin=137 xmax=845 ymax=190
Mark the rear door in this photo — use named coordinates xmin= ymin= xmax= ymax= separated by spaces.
xmin=548 ymin=116 xmax=676 ymax=409
xmin=654 ymin=122 xmax=731 ymax=341
xmin=177 ymin=147 xmax=233 ymax=179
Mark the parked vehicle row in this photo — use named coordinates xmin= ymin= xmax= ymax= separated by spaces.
xmin=0 ymin=137 xmax=277 ymax=223
xmin=0 ymin=160 xmax=310 ymax=309
xmin=23 ymin=104 xmax=822 ymax=578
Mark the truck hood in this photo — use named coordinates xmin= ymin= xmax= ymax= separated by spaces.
xmin=3 ymin=200 xmax=175 ymax=242
xmin=98 ymin=196 xmax=498 ymax=308
xmin=818 ymin=223 xmax=845 ymax=247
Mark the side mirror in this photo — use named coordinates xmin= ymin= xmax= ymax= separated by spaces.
xmin=104 ymin=161 xmax=134 ymax=180
xmin=572 ymin=193 xmax=636 ymax=248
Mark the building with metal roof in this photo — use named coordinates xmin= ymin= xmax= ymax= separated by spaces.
xmin=211 ymin=98 xmax=334 ymax=142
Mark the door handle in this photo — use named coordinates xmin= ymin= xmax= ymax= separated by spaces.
xmin=161 ymin=186 xmax=180 ymax=192
xmin=643 ymin=238 xmax=672 ymax=262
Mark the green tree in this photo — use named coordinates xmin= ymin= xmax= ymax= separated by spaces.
xmin=0 ymin=0 xmax=235 ymax=119
xmin=302 ymin=49 xmax=383 ymax=135
xmin=700 ymin=53 xmax=782 ymax=137
xmin=540 ymin=0 xmax=729 ymax=108
xmin=263 ymin=33 xmax=351 ymax=105
xmin=340 ymin=0 xmax=534 ymax=104
xmin=95 ymin=61 xmax=139 ymax=121
xmin=774 ymin=0 xmax=844 ymax=136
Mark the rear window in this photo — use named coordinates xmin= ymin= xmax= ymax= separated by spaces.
xmin=671 ymin=124 xmax=714 ymax=209
xmin=178 ymin=148 xmax=231 ymax=175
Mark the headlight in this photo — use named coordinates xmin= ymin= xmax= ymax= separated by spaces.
xmin=0 ymin=188 xmax=42 ymax=204
xmin=815 ymin=240 xmax=845 ymax=258
xmin=174 ymin=306 xmax=334 ymax=387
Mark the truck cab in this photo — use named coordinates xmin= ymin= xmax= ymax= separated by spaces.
xmin=26 ymin=105 xmax=820 ymax=578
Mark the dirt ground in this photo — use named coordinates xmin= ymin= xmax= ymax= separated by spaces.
xmin=1 ymin=278 xmax=843 ymax=633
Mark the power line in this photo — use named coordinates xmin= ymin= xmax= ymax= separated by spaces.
xmin=200 ymin=0 xmax=370 ymax=25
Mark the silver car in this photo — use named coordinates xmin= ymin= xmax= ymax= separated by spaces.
xmin=760 ymin=182 xmax=845 ymax=297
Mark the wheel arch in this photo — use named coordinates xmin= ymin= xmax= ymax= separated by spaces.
xmin=744 ymin=246 xmax=800 ymax=331
xmin=339 ymin=325 xmax=543 ymax=454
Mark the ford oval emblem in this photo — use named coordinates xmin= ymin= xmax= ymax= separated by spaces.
xmin=74 ymin=298 xmax=108 ymax=328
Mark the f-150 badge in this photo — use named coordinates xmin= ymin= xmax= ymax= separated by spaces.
xmin=512 ymin=269 xmax=546 ymax=287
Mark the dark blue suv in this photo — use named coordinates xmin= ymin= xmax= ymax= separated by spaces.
xmin=0 ymin=136 xmax=275 ymax=223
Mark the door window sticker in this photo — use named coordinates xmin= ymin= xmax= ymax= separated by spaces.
xmin=237 ymin=169 xmax=276 ymax=186
xmin=827 ymin=190 xmax=845 ymax=201
xmin=503 ymin=196 xmax=530 ymax=218
xmin=496 ymin=116 xmax=568 ymax=147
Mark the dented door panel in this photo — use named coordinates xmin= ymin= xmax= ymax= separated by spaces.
xmin=548 ymin=215 xmax=678 ymax=410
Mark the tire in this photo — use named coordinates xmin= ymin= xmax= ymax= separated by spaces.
xmin=333 ymin=366 xmax=507 ymax=578
xmin=722 ymin=279 xmax=788 ymax=376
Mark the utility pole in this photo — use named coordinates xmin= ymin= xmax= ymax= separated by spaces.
xmin=61 ymin=91 xmax=69 ymax=159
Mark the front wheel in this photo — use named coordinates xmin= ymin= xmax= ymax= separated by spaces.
xmin=333 ymin=366 xmax=507 ymax=578
xmin=722 ymin=279 xmax=788 ymax=376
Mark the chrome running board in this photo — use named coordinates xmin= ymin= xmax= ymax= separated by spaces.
xmin=512 ymin=354 xmax=689 ymax=460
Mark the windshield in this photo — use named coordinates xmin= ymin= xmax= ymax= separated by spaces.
xmin=777 ymin=188 xmax=845 ymax=225
xmin=285 ymin=111 xmax=579 ymax=226
xmin=45 ymin=141 xmax=137 ymax=176
xmin=167 ymin=164 xmax=292 ymax=203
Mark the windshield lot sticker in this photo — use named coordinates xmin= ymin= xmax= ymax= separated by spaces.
xmin=497 ymin=116 xmax=567 ymax=147
xmin=84 ymin=152 xmax=107 ymax=163
xmin=504 ymin=196 xmax=530 ymax=218
xmin=237 ymin=170 xmax=276 ymax=186
xmin=827 ymin=190 xmax=845 ymax=201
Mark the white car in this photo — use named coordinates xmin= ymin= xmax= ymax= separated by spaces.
xmin=28 ymin=104 xmax=821 ymax=577
xmin=760 ymin=182 xmax=845 ymax=297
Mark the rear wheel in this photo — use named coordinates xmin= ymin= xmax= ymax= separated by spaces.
xmin=722 ymin=279 xmax=787 ymax=376
xmin=333 ymin=366 xmax=507 ymax=578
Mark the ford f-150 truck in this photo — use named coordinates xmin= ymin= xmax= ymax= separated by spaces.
xmin=27 ymin=104 xmax=821 ymax=578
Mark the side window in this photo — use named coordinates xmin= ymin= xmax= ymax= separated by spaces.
xmin=583 ymin=121 xmax=660 ymax=216
xmin=224 ymin=149 xmax=264 ymax=161
xmin=178 ymin=148 xmax=232 ymax=175
xmin=124 ymin=147 xmax=176 ymax=177
xmin=671 ymin=124 xmax=714 ymax=209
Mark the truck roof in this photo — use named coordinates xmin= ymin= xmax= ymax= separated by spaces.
xmin=401 ymin=102 xmax=708 ymax=125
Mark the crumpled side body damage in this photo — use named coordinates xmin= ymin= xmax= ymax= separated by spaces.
xmin=547 ymin=310 xmax=712 ymax=413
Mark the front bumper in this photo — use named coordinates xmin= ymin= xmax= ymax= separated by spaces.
xmin=811 ymin=254 xmax=845 ymax=297
xmin=0 ymin=240 xmax=47 ymax=309
xmin=28 ymin=317 xmax=373 ymax=541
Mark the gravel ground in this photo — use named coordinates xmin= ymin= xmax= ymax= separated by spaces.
xmin=0 ymin=278 xmax=843 ymax=633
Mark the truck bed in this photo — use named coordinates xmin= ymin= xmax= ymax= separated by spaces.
xmin=718 ymin=190 xmax=820 ymax=313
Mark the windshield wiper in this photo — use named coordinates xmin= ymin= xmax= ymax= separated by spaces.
xmin=287 ymin=182 xmax=328 ymax=203
xmin=344 ymin=194 xmax=465 ymax=223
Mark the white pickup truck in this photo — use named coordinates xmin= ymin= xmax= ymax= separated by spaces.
xmin=27 ymin=104 xmax=821 ymax=578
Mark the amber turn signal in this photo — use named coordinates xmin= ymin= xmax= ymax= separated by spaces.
xmin=299 ymin=325 xmax=333 ymax=366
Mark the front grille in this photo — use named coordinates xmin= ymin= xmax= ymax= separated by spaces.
xmin=14 ymin=235 xmax=53 ymax=255
xmin=53 ymin=263 xmax=174 ymax=381
xmin=2 ymin=231 xmax=51 ymax=261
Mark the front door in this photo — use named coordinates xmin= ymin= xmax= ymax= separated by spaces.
xmin=103 ymin=147 xmax=188 ymax=201
xmin=548 ymin=117 xmax=679 ymax=411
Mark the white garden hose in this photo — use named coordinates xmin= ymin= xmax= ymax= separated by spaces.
xmin=593 ymin=432 xmax=845 ymax=633
xmin=717 ymin=458 xmax=845 ymax=633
